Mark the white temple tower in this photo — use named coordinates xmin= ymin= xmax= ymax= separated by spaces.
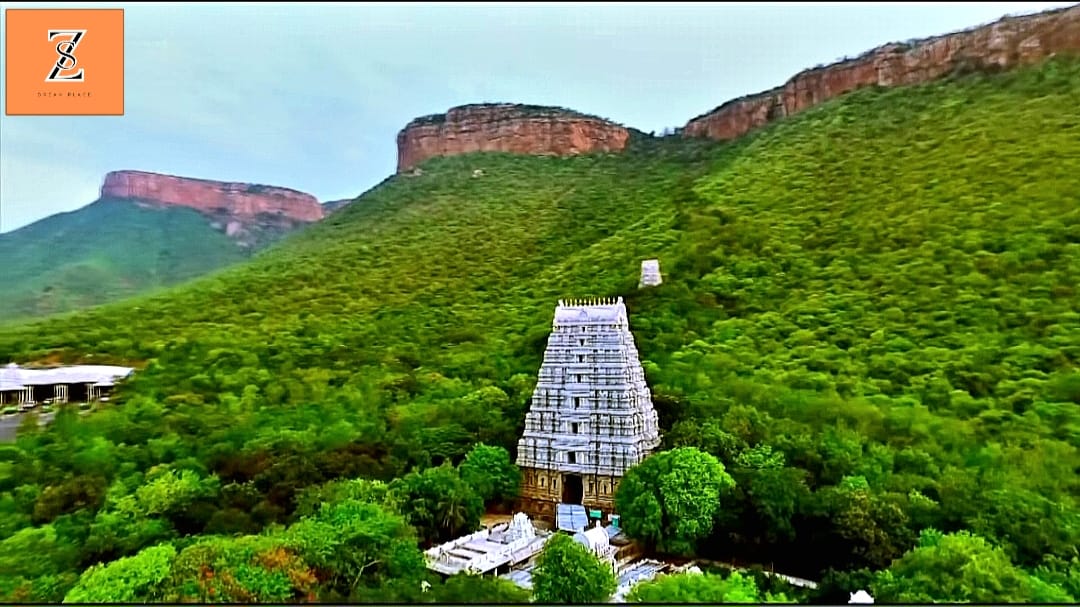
xmin=515 ymin=297 xmax=661 ymax=521
xmin=639 ymin=259 xmax=662 ymax=288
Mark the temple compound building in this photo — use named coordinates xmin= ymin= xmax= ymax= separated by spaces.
xmin=516 ymin=297 xmax=661 ymax=524
xmin=573 ymin=520 xmax=619 ymax=570
xmin=0 ymin=363 xmax=133 ymax=408
xmin=424 ymin=513 xmax=550 ymax=577
xmin=639 ymin=259 xmax=662 ymax=288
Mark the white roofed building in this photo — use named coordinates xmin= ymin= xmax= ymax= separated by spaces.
xmin=424 ymin=512 xmax=551 ymax=577
xmin=0 ymin=363 xmax=133 ymax=407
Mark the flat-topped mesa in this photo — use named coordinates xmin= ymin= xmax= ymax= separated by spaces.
xmin=684 ymin=4 xmax=1080 ymax=141
xmin=396 ymin=103 xmax=631 ymax=172
xmin=100 ymin=170 xmax=325 ymax=223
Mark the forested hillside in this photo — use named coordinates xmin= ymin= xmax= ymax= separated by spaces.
xmin=0 ymin=198 xmax=259 ymax=321
xmin=0 ymin=58 xmax=1077 ymax=602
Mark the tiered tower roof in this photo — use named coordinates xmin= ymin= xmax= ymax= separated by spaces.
xmin=516 ymin=297 xmax=661 ymax=477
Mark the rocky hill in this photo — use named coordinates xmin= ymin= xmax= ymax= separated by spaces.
xmin=1 ymin=44 xmax=1079 ymax=605
xmin=683 ymin=4 xmax=1080 ymax=140
xmin=0 ymin=172 xmax=324 ymax=320
xmin=396 ymin=103 xmax=631 ymax=172
xmin=101 ymin=170 xmax=324 ymax=246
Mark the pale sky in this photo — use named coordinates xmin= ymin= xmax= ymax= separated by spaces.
xmin=0 ymin=2 xmax=1074 ymax=232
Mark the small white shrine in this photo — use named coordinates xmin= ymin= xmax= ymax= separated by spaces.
xmin=572 ymin=520 xmax=619 ymax=571
xmin=424 ymin=512 xmax=549 ymax=577
xmin=638 ymin=259 xmax=662 ymax=288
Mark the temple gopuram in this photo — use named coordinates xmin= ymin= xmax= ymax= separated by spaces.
xmin=515 ymin=297 xmax=661 ymax=526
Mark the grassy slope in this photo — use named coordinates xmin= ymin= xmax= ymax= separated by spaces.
xmin=0 ymin=198 xmax=253 ymax=321
xmin=0 ymin=58 xmax=1078 ymax=578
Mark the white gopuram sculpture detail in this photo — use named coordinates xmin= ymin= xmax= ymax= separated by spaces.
xmin=505 ymin=512 xmax=536 ymax=543
xmin=639 ymin=259 xmax=662 ymax=288
xmin=516 ymin=297 xmax=661 ymax=519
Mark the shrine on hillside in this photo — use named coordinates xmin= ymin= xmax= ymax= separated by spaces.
xmin=639 ymin=259 xmax=662 ymax=288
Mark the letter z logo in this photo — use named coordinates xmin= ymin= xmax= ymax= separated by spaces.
xmin=6 ymin=8 xmax=124 ymax=115
xmin=46 ymin=29 xmax=86 ymax=81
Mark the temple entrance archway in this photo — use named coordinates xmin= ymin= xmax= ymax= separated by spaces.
xmin=562 ymin=474 xmax=583 ymax=505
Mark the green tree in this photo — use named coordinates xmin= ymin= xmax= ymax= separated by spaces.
xmin=531 ymin=534 xmax=617 ymax=604
xmin=293 ymin=477 xmax=400 ymax=519
xmin=663 ymin=419 xmax=744 ymax=464
xmin=285 ymin=498 xmax=425 ymax=599
xmin=812 ymin=567 xmax=877 ymax=605
xmin=627 ymin=571 xmax=791 ymax=603
xmin=32 ymin=474 xmax=109 ymax=524
xmin=391 ymin=463 xmax=483 ymax=544
xmin=430 ymin=573 xmax=532 ymax=603
xmin=966 ymin=487 xmax=1080 ymax=566
xmin=1034 ymin=556 xmax=1080 ymax=601
xmin=615 ymin=447 xmax=735 ymax=554
xmin=455 ymin=387 xmax=519 ymax=447
xmin=63 ymin=543 xmax=176 ymax=603
xmin=458 ymin=443 xmax=521 ymax=506
xmin=164 ymin=535 xmax=318 ymax=603
xmin=82 ymin=508 xmax=175 ymax=564
xmin=124 ymin=466 xmax=221 ymax=519
xmin=0 ymin=525 xmax=78 ymax=579
xmin=872 ymin=529 xmax=1074 ymax=603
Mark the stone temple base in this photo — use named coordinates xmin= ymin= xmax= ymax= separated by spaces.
xmin=517 ymin=466 xmax=621 ymax=523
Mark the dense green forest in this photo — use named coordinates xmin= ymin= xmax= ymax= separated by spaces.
xmin=0 ymin=198 xmax=292 ymax=322
xmin=0 ymin=57 xmax=1078 ymax=602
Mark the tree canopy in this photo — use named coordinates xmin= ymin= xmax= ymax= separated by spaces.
xmin=615 ymin=447 xmax=735 ymax=554
xmin=627 ymin=570 xmax=791 ymax=603
xmin=530 ymin=533 xmax=617 ymax=604
xmin=871 ymin=529 xmax=1076 ymax=603
xmin=457 ymin=443 xmax=521 ymax=506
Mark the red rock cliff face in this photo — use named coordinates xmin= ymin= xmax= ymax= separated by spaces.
xmin=684 ymin=4 xmax=1080 ymax=140
xmin=396 ymin=104 xmax=630 ymax=172
xmin=101 ymin=170 xmax=324 ymax=223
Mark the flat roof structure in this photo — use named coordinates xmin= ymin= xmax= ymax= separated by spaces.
xmin=425 ymin=512 xmax=550 ymax=576
xmin=500 ymin=564 xmax=536 ymax=590
xmin=0 ymin=363 xmax=133 ymax=390
xmin=557 ymin=503 xmax=589 ymax=532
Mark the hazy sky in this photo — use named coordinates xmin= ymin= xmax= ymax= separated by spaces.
xmin=1 ymin=1 xmax=1074 ymax=232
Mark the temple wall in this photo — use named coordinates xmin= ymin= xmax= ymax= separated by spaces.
xmin=518 ymin=467 xmax=621 ymax=521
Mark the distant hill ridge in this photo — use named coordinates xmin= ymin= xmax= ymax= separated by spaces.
xmin=396 ymin=103 xmax=631 ymax=172
xmin=101 ymin=170 xmax=324 ymax=223
xmin=0 ymin=171 xmax=325 ymax=320
xmin=683 ymin=3 xmax=1080 ymax=140
xmin=394 ymin=4 xmax=1080 ymax=167
xmin=4 ymin=4 xmax=1078 ymax=323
